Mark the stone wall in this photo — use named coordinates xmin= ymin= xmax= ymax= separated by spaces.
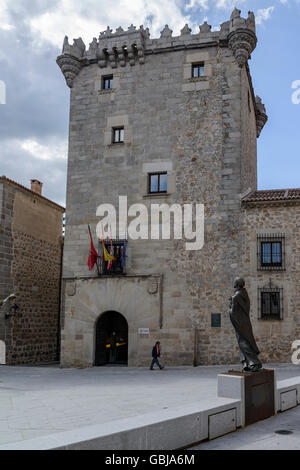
xmin=0 ymin=178 xmax=64 ymax=365
xmin=0 ymin=181 xmax=15 ymax=362
xmin=241 ymin=202 xmax=300 ymax=363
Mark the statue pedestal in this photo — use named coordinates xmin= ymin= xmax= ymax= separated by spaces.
xmin=218 ymin=369 xmax=275 ymax=427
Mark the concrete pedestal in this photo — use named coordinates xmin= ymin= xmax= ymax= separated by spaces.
xmin=218 ymin=369 xmax=276 ymax=427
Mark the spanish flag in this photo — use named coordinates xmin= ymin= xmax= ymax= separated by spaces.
xmin=102 ymin=240 xmax=116 ymax=263
xmin=87 ymin=225 xmax=98 ymax=271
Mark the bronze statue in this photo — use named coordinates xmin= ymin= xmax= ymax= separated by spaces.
xmin=229 ymin=278 xmax=262 ymax=372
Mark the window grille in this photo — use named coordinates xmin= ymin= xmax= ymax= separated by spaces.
xmin=101 ymin=238 xmax=126 ymax=275
xmin=258 ymin=283 xmax=283 ymax=320
xmin=257 ymin=234 xmax=285 ymax=271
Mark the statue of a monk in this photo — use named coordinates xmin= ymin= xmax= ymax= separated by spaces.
xmin=229 ymin=278 xmax=262 ymax=372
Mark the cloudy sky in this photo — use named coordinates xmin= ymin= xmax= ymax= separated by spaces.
xmin=0 ymin=0 xmax=299 ymax=206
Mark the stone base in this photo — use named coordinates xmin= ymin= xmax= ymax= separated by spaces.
xmin=218 ymin=369 xmax=275 ymax=426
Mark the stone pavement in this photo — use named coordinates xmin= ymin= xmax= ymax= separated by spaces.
xmin=0 ymin=363 xmax=299 ymax=447
xmin=192 ymin=403 xmax=300 ymax=450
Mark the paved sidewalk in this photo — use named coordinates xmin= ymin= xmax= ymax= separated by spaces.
xmin=192 ymin=404 xmax=300 ymax=450
xmin=0 ymin=363 xmax=299 ymax=447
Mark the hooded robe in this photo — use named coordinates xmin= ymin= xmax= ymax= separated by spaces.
xmin=229 ymin=287 xmax=261 ymax=367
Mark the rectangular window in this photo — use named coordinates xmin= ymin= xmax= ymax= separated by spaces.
xmin=113 ymin=127 xmax=124 ymax=144
xmin=261 ymin=242 xmax=282 ymax=267
xmin=192 ymin=63 xmax=205 ymax=78
xmin=149 ymin=172 xmax=168 ymax=194
xmin=102 ymin=75 xmax=113 ymax=90
xmin=257 ymin=234 xmax=285 ymax=271
xmin=258 ymin=289 xmax=283 ymax=320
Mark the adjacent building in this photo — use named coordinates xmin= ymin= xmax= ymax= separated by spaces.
xmin=57 ymin=8 xmax=300 ymax=367
xmin=0 ymin=177 xmax=65 ymax=365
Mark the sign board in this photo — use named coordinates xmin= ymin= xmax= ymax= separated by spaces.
xmin=138 ymin=328 xmax=150 ymax=335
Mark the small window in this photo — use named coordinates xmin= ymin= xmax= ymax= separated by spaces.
xmin=102 ymin=75 xmax=113 ymax=90
xmin=258 ymin=288 xmax=283 ymax=320
xmin=257 ymin=234 xmax=285 ymax=271
xmin=149 ymin=173 xmax=167 ymax=194
xmin=192 ymin=63 xmax=205 ymax=78
xmin=113 ymin=127 xmax=124 ymax=144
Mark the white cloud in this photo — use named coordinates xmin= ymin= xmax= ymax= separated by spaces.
xmin=0 ymin=2 xmax=14 ymax=30
xmin=256 ymin=6 xmax=275 ymax=25
xmin=20 ymin=138 xmax=68 ymax=161
xmin=216 ymin=0 xmax=245 ymax=9
xmin=186 ymin=0 xmax=209 ymax=9
xmin=28 ymin=0 xmax=191 ymax=49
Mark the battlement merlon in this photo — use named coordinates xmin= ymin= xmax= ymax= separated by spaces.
xmin=56 ymin=8 xmax=257 ymax=87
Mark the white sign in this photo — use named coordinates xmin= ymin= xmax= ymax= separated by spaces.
xmin=138 ymin=328 xmax=150 ymax=335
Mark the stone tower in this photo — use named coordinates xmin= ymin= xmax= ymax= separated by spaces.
xmin=57 ymin=9 xmax=268 ymax=367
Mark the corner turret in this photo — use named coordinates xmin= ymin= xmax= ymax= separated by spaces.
xmin=56 ymin=36 xmax=86 ymax=88
xmin=228 ymin=9 xmax=257 ymax=67
xmin=255 ymin=96 xmax=268 ymax=137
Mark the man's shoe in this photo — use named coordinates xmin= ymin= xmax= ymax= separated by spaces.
xmin=160 ymin=367 xmax=164 ymax=370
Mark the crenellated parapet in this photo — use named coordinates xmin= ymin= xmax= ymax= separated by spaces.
xmin=227 ymin=8 xmax=257 ymax=68
xmin=57 ymin=8 xmax=258 ymax=87
xmin=255 ymin=96 xmax=268 ymax=138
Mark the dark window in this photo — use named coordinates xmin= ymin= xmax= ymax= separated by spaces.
xmin=192 ymin=63 xmax=205 ymax=78
xmin=260 ymin=290 xmax=282 ymax=320
xmin=113 ymin=127 xmax=124 ymax=144
xmin=149 ymin=173 xmax=168 ymax=194
xmin=102 ymin=75 xmax=113 ymax=90
xmin=211 ymin=313 xmax=221 ymax=328
xmin=261 ymin=242 xmax=282 ymax=267
xmin=102 ymin=239 xmax=126 ymax=275
xmin=257 ymin=234 xmax=285 ymax=271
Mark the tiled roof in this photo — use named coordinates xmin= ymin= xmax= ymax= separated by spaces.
xmin=0 ymin=176 xmax=65 ymax=212
xmin=242 ymin=188 xmax=300 ymax=203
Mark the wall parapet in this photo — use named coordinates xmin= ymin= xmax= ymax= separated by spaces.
xmin=57 ymin=8 xmax=257 ymax=87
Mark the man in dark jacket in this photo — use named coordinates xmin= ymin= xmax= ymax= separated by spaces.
xmin=150 ymin=341 xmax=164 ymax=370
xmin=229 ymin=277 xmax=262 ymax=372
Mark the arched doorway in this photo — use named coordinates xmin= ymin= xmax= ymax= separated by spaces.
xmin=95 ymin=311 xmax=128 ymax=366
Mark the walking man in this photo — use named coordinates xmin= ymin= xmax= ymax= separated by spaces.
xmin=150 ymin=341 xmax=164 ymax=370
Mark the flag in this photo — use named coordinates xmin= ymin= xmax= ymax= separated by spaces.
xmin=102 ymin=240 xmax=116 ymax=264
xmin=101 ymin=224 xmax=116 ymax=269
xmin=87 ymin=225 xmax=98 ymax=270
xmin=121 ymin=235 xmax=127 ymax=268
xmin=107 ymin=226 xmax=115 ymax=270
